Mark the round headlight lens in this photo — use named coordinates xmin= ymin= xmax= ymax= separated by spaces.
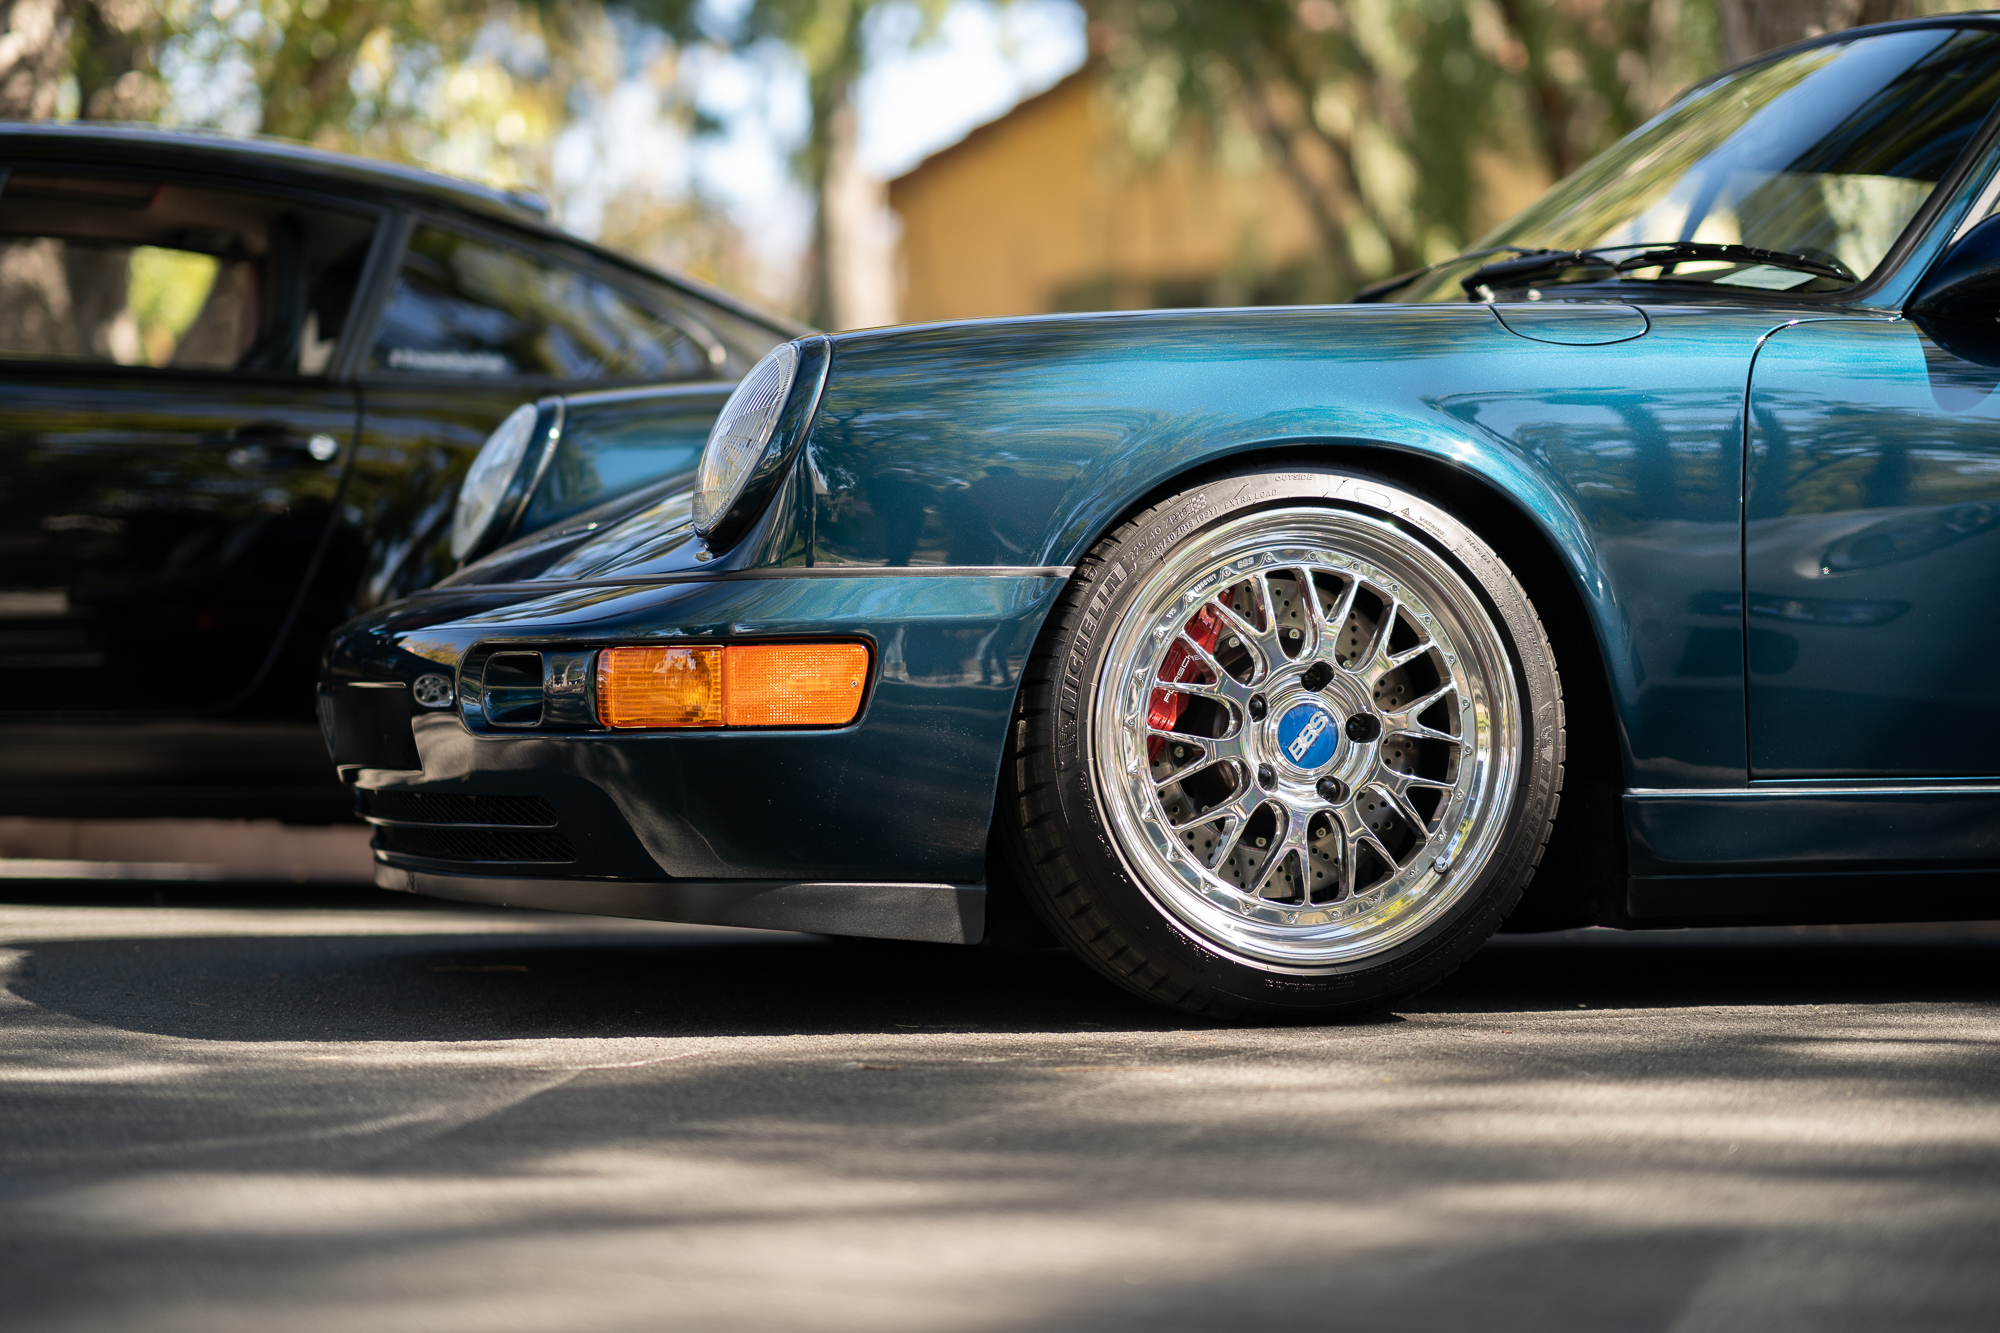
xmin=451 ymin=402 xmax=541 ymax=562
xmin=694 ymin=341 xmax=800 ymax=535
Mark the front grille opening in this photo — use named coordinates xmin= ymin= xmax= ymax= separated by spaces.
xmin=360 ymin=791 xmax=557 ymax=827
xmin=373 ymin=825 xmax=576 ymax=863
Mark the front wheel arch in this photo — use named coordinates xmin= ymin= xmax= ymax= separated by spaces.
xmin=994 ymin=463 xmax=1566 ymax=1017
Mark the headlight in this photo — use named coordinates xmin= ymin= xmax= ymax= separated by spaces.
xmin=693 ymin=341 xmax=801 ymax=536
xmin=451 ymin=402 xmax=541 ymax=562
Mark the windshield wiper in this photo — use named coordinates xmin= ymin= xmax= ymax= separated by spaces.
xmin=1460 ymin=242 xmax=1858 ymax=298
xmin=1350 ymin=246 xmax=1566 ymax=303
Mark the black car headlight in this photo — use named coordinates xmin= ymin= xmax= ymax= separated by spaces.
xmin=693 ymin=336 xmax=830 ymax=546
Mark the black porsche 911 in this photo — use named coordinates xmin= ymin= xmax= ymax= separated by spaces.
xmin=0 ymin=124 xmax=799 ymax=824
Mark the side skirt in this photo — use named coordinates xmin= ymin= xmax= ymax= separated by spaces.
xmin=377 ymin=860 xmax=986 ymax=945
xmin=1622 ymin=786 xmax=2000 ymax=926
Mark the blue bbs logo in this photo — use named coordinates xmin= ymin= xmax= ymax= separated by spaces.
xmin=1278 ymin=702 xmax=1340 ymax=769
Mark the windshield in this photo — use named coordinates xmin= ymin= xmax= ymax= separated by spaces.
xmin=1401 ymin=26 xmax=2000 ymax=301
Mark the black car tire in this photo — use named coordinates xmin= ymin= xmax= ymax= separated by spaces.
xmin=997 ymin=466 xmax=1564 ymax=1021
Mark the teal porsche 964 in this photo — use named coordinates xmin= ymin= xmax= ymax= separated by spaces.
xmin=322 ymin=15 xmax=2000 ymax=1019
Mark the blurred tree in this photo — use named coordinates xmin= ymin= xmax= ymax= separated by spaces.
xmin=744 ymin=0 xmax=928 ymax=330
xmin=1083 ymin=0 xmax=1984 ymax=296
xmin=0 ymin=0 xmax=165 ymax=119
xmin=1716 ymin=0 xmax=1918 ymax=64
xmin=1084 ymin=0 xmax=1724 ymax=293
xmin=0 ymin=0 xmax=70 ymax=118
xmin=159 ymin=0 xmax=568 ymax=179
xmin=15 ymin=0 xmax=1988 ymax=319
xmin=0 ymin=0 xmax=778 ymax=308
xmin=0 ymin=2 xmax=701 ymax=209
xmin=70 ymin=0 xmax=166 ymax=118
xmin=638 ymin=0 xmax=953 ymax=329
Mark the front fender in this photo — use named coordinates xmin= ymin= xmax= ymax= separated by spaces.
xmin=806 ymin=303 xmax=1778 ymax=787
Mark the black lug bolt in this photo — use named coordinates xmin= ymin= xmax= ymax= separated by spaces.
xmin=1317 ymin=776 xmax=1348 ymax=803
xmin=1257 ymin=763 xmax=1275 ymax=788
xmin=1345 ymin=713 xmax=1382 ymax=743
xmin=1300 ymin=662 xmax=1334 ymax=692
xmin=1248 ymin=694 xmax=1267 ymax=721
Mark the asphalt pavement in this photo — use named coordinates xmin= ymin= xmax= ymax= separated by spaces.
xmin=2 ymin=888 xmax=1998 ymax=1332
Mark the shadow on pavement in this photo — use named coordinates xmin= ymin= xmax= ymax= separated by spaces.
xmin=7 ymin=896 xmax=2000 ymax=1042
xmin=5 ymin=900 xmax=2000 ymax=1331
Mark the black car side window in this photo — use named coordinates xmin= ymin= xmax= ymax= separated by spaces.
xmin=368 ymin=223 xmax=722 ymax=382
xmin=0 ymin=171 xmax=375 ymax=374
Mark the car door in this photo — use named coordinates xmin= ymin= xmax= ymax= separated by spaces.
xmin=343 ymin=215 xmax=769 ymax=608
xmin=0 ymin=166 xmax=381 ymax=716
xmin=1744 ymin=316 xmax=2000 ymax=777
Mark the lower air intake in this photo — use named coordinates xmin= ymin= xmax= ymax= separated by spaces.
xmin=372 ymin=825 xmax=576 ymax=863
xmin=360 ymin=790 xmax=557 ymax=827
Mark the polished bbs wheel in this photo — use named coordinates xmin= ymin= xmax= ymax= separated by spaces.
xmin=1001 ymin=468 xmax=1563 ymax=1020
xmin=1096 ymin=506 xmax=1516 ymax=965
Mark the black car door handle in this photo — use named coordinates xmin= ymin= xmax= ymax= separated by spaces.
xmin=208 ymin=423 xmax=343 ymax=468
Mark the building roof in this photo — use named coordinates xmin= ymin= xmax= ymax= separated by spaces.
xmin=889 ymin=64 xmax=1096 ymax=194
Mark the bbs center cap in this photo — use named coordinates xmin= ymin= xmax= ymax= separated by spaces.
xmin=1274 ymin=699 xmax=1340 ymax=771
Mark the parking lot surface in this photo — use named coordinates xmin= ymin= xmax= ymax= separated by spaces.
xmin=1 ymin=891 xmax=1996 ymax=1332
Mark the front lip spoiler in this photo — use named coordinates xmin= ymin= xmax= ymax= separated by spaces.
xmin=377 ymin=862 xmax=985 ymax=945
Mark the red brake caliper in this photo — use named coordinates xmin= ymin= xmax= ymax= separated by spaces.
xmin=1147 ymin=605 xmax=1225 ymax=764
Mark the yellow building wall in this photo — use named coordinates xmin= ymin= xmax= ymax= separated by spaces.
xmin=890 ymin=70 xmax=1329 ymax=324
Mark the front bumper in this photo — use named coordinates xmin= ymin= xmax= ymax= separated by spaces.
xmin=320 ymin=569 xmax=1067 ymax=940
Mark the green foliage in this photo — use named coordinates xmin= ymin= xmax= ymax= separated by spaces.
xmin=40 ymin=0 xmax=1980 ymax=315
xmin=127 ymin=245 xmax=219 ymax=365
xmin=1086 ymin=0 xmax=1724 ymax=291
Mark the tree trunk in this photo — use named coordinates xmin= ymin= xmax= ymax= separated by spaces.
xmin=70 ymin=0 xmax=162 ymax=120
xmin=799 ymin=0 xmax=896 ymax=332
xmin=817 ymin=93 xmax=897 ymax=330
xmin=1717 ymin=0 xmax=1918 ymax=65
xmin=0 ymin=0 xmax=70 ymax=119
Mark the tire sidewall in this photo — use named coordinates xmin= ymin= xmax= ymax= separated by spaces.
xmin=1043 ymin=467 xmax=1561 ymax=1013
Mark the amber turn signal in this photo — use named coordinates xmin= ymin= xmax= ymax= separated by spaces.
xmin=595 ymin=642 xmax=867 ymax=729
xmin=596 ymin=646 xmax=722 ymax=728
xmin=724 ymin=642 xmax=869 ymax=727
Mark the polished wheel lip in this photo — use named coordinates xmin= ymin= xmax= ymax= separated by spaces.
xmin=1087 ymin=505 xmax=1521 ymax=970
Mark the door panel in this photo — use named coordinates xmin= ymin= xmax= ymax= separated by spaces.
xmin=0 ymin=374 xmax=357 ymax=712
xmin=1745 ymin=318 xmax=2000 ymax=777
xmin=0 ymin=167 xmax=379 ymax=718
